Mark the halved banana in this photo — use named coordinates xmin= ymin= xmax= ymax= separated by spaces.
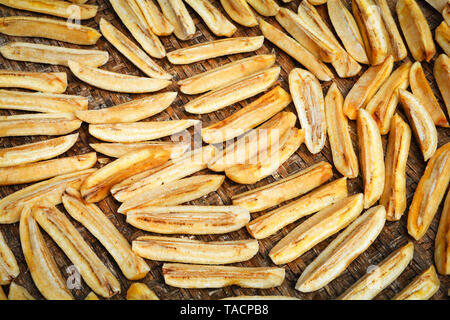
xmin=156 ymin=0 xmax=195 ymax=40
xmin=184 ymin=0 xmax=236 ymax=36
xmin=407 ymin=143 xmax=450 ymax=240
xmin=232 ymin=161 xmax=333 ymax=213
xmin=90 ymin=142 xmax=188 ymax=159
xmin=167 ymin=36 xmax=263 ymax=64
xmin=366 ymin=61 xmax=411 ymax=135
xmin=129 ymin=0 xmax=174 ymax=36
xmin=339 ymin=241 xmax=413 ymax=299
xmin=112 ymin=145 xmax=217 ymax=202
xmin=75 ymin=92 xmax=176 ymax=124
xmin=110 ymin=0 xmax=166 ymax=59
xmin=397 ymin=0 xmax=436 ymax=62
xmin=179 ymin=54 xmax=275 ymax=95
xmin=410 ymin=62 xmax=449 ymax=127
xmin=62 ymin=188 xmax=150 ymax=280
xmin=202 ymin=86 xmax=291 ymax=144
xmin=380 ymin=114 xmax=411 ymax=221
xmin=0 ymin=0 xmax=98 ymax=19
xmin=118 ymin=175 xmax=225 ymax=213
xmin=247 ymin=178 xmax=348 ymax=239
xmin=246 ymin=0 xmax=279 ymax=16
xmin=258 ymin=18 xmax=333 ymax=82
xmin=435 ymin=21 xmax=450 ymax=56
xmin=0 ymin=70 xmax=67 ymax=94
xmin=220 ymin=0 xmax=257 ymax=27
xmin=126 ymin=205 xmax=250 ymax=234
xmin=80 ymin=148 xmax=170 ymax=203
xmin=0 ymin=16 xmax=101 ymax=45
xmin=126 ymin=283 xmax=159 ymax=300
xmin=352 ymin=0 xmax=390 ymax=65
xmin=327 ymin=0 xmax=369 ymax=64
xmin=19 ymin=206 xmax=73 ymax=300
xmin=434 ymin=54 xmax=450 ymax=117
xmin=162 ymin=264 xmax=285 ymax=289
xmin=0 ymin=113 xmax=81 ymax=137
xmin=343 ymin=55 xmax=393 ymax=120
xmin=398 ymin=89 xmax=438 ymax=161
xmin=0 ymin=169 xmax=94 ymax=224
xmin=0 ymin=42 xmax=109 ymax=67
xmin=444 ymin=3 xmax=450 ymax=24
xmin=269 ymin=194 xmax=364 ymax=265
xmin=0 ymin=286 xmax=6 ymax=300
xmin=184 ymin=66 xmax=280 ymax=114
xmin=7 ymin=282 xmax=34 ymax=300
xmin=435 ymin=190 xmax=450 ymax=275
xmin=32 ymin=203 xmax=121 ymax=298
xmin=296 ymin=205 xmax=386 ymax=293
xmin=225 ymin=128 xmax=304 ymax=184
xmin=289 ymin=68 xmax=326 ymax=154
xmin=325 ymin=83 xmax=359 ymax=178
xmin=68 ymin=61 xmax=171 ymax=93
xmin=0 ymin=152 xmax=97 ymax=186
xmin=89 ymin=120 xmax=199 ymax=143
xmin=357 ymin=109 xmax=385 ymax=209
xmin=0 ymin=133 xmax=78 ymax=168
xmin=393 ymin=266 xmax=440 ymax=300
xmin=132 ymin=236 xmax=258 ymax=264
xmin=0 ymin=89 xmax=87 ymax=113
xmin=85 ymin=292 xmax=99 ymax=300
xmin=0 ymin=230 xmax=19 ymax=285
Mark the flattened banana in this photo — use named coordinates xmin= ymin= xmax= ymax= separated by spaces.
xmin=393 ymin=266 xmax=440 ymax=300
xmin=220 ymin=0 xmax=257 ymax=27
xmin=0 ymin=0 xmax=97 ymax=19
xmin=0 ymin=230 xmax=19 ymax=285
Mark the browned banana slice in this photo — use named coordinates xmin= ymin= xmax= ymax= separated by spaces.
xmin=202 ymin=86 xmax=291 ymax=144
xmin=69 ymin=61 xmax=170 ymax=93
xmin=0 ymin=169 xmax=95 ymax=224
xmin=7 ymin=283 xmax=34 ymax=300
xmin=269 ymin=194 xmax=364 ymax=265
xmin=365 ymin=61 xmax=411 ymax=134
xmin=32 ymin=203 xmax=121 ymax=298
xmin=0 ymin=16 xmax=101 ymax=45
xmin=0 ymin=133 xmax=78 ymax=168
xmin=167 ymin=36 xmax=263 ymax=64
xmin=339 ymin=242 xmax=413 ymax=299
xmin=0 ymin=152 xmax=97 ymax=186
xmin=398 ymin=89 xmax=438 ymax=161
xmin=75 ymin=92 xmax=176 ymax=124
xmin=258 ymin=18 xmax=333 ymax=81
xmin=328 ymin=0 xmax=369 ymax=64
xmin=0 ymin=71 xmax=66 ymax=93
xmin=247 ymin=178 xmax=348 ymax=239
xmin=156 ymin=0 xmax=195 ymax=40
xmin=162 ymin=264 xmax=285 ymax=289
xmin=393 ymin=266 xmax=440 ymax=300
xmin=132 ymin=236 xmax=258 ymax=264
xmin=112 ymin=145 xmax=216 ymax=202
xmin=0 ymin=42 xmax=109 ymax=67
xmin=325 ymin=83 xmax=359 ymax=178
xmin=232 ymin=161 xmax=333 ymax=213
xmin=435 ymin=21 xmax=450 ymax=56
xmin=126 ymin=283 xmax=159 ymax=300
xmin=435 ymin=190 xmax=450 ymax=275
xmin=289 ymin=68 xmax=326 ymax=154
xmin=126 ymin=205 xmax=250 ymax=234
xmin=129 ymin=0 xmax=174 ymax=36
xmin=184 ymin=0 xmax=236 ymax=36
xmin=397 ymin=0 xmax=436 ymax=62
xmin=220 ymin=0 xmax=258 ymax=27
xmin=434 ymin=54 xmax=450 ymax=117
xmin=62 ymin=188 xmax=150 ymax=280
xmin=407 ymin=143 xmax=450 ymax=240
xmin=344 ymin=55 xmax=393 ymax=120
xmin=184 ymin=66 xmax=280 ymax=114
xmin=410 ymin=62 xmax=449 ymax=127
xmin=80 ymin=148 xmax=170 ymax=203
xmin=357 ymin=109 xmax=385 ymax=208
xmin=118 ymin=175 xmax=225 ymax=213
xmin=246 ymin=0 xmax=279 ymax=16
xmin=19 ymin=206 xmax=73 ymax=300
xmin=109 ymin=0 xmax=166 ymax=59
xmin=90 ymin=142 xmax=188 ymax=159
xmin=296 ymin=205 xmax=386 ymax=292
xmin=0 ymin=230 xmax=19 ymax=285
xmin=380 ymin=114 xmax=411 ymax=221
xmin=0 ymin=0 xmax=97 ymax=19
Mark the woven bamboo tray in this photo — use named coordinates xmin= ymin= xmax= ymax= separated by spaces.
xmin=0 ymin=0 xmax=448 ymax=300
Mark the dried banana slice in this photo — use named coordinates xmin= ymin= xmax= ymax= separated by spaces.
xmin=7 ymin=282 xmax=34 ymax=300
xmin=246 ymin=0 xmax=279 ymax=16
xmin=0 ymin=230 xmax=19 ymax=285
xmin=0 ymin=71 xmax=66 ymax=94
xmin=126 ymin=283 xmax=159 ymax=300
xmin=435 ymin=190 xmax=450 ymax=275
xmin=156 ymin=0 xmax=195 ymax=40
xmin=90 ymin=142 xmax=188 ymax=159
xmin=0 ymin=286 xmax=6 ymax=300
xmin=393 ymin=266 xmax=440 ymax=300
xmin=434 ymin=54 xmax=450 ymax=117
xmin=435 ymin=21 xmax=450 ymax=56
xmin=0 ymin=0 xmax=97 ymax=19
xmin=129 ymin=0 xmax=174 ymax=36
xmin=220 ymin=0 xmax=257 ymax=27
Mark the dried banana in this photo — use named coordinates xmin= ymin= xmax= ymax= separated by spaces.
xmin=220 ymin=0 xmax=257 ymax=27
xmin=90 ymin=142 xmax=188 ymax=159
xmin=126 ymin=283 xmax=159 ymax=300
xmin=435 ymin=21 xmax=450 ymax=56
xmin=393 ymin=266 xmax=440 ymax=300
xmin=0 ymin=70 xmax=67 ymax=94
xmin=246 ymin=0 xmax=279 ymax=16
xmin=156 ymin=0 xmax=195 ymax=40
xmin=129 ymin=0 xmax=174 ymax=36
xmin=0 ymin=230 xmax=19 ymax=285
xmin=0 ymin=0 xmax=97 ymax=19
xmin=433 ymin=54 xmax=450 ymax=117
xmin=435 ymin=190 xmax=450 ymax=275
xmin=7 ymin=282 xmax=34 ymax=300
